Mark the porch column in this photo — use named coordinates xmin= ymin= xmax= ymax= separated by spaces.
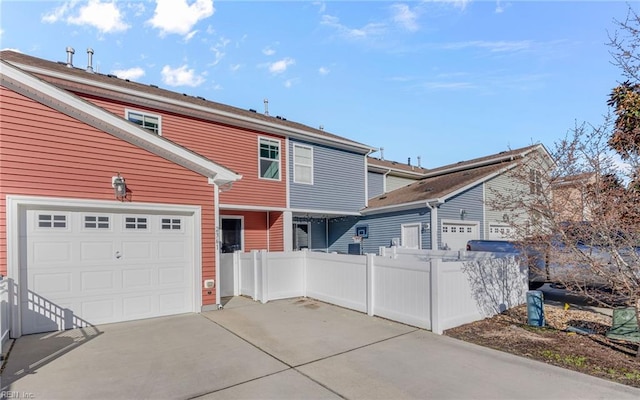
xmin=283 ymin=210 xmax=293 ymax=251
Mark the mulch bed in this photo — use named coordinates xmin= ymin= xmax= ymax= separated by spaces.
xmin=444 ymin=303 xmax=640 ymax=388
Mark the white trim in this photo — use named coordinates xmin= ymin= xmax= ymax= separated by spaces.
xmin=125 ymin=108 xmax=162 ymax=136
xmin=0 ymin=60 xmax=241 ymax=185
xmin=293 ymin=143 xmax=314 ymax=185
xmin=258 ymin=136 xmax=282 ymax=181
xmin=219 ymin=203 xmax=362 ymax=217
xmin=5 ymin=195 xmax=203 ymax=338
xmin=8 ymin=61 xmax=376 ymax=155
xmin=214 ymin=183 xmax=221 ymax=308
xmin=285 ymin=137 xmax=291 ymax=209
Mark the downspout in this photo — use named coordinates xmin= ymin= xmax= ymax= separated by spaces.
xmin=383 ymin=168 xmax=392 ymax=194
xmin=214 ymin=182 xmax=221 ymax=308
xmin=364 ymin=148 xmax=377 ymax=207
xmin=426 ymin=199 xmax=444 ymax=250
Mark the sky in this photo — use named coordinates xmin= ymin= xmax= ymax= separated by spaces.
xmin=0 ymin=0 xmax=633 ymax=168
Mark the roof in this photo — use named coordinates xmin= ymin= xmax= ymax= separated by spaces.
xmin=367 ymin=157 xmax=429 ymax=177
xmin=0 ymin=50 xmax=375 ymax=154
xmin=1 ymin=59 xmax=241 ymax=185
xmin=422 ymin=144 xmax=546 ymax=178
xmin=364 ymin=144 xmax=552 ymax=213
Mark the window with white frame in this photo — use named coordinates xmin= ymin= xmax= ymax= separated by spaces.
xmin=126 ymin=110 xmax=161 ymax=135
xmin=259 ymin=138 xmax=280 ymax=180
xmin=293 ymin=144 xmax=313 ymax=184
xmin=529 ymin=169 xmax=542 ymax=195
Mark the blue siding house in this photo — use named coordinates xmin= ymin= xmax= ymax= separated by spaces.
xmin=327 ymin=145 xmax=553 ymax=253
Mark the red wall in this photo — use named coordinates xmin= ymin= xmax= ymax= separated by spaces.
xmin=0 ymin=87 xmax=219 ymax=305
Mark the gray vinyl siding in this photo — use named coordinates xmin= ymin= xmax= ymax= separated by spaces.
xmin=368 ymin=171 xmax=384 ymax=198
xmin=386 ymin=175 xmax=420 ymax=192
xmin=437 ymin=184 xmax=484 ymax=245
xmin=328 ymin=208 xmax=432 ymax=254
xmin=289 ymin=140 xmax=366 ymax=212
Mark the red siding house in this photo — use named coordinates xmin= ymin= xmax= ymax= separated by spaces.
xmin=1 ymin=59 xmax=240 ymax=336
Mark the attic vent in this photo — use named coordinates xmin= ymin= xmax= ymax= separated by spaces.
xmin=107 ymin=74 xmax=117 ymax=78
xmin=424 ymin=188 xmax=433 ymax=192
xmin=150 ymin=84 xmax=158 ymax=88
xmin=197 ymin=96 xmax=206 ymax=101
xmin=462 ymin=172 xmax=470 ymax=176
xmin=249 ymin=109 xmax=257 ymax=113
xmin=379 ymin=196 xmax=387 ymax=200
xmin=183 ymin=93 xmax=188 ymax=96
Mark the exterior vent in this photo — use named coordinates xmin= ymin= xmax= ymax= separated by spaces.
xmin=197 ymin=96 xmax=206 ymax=101
xmin=150 ymin=84 xmax=158 ymax=88
xmin=65 ymin=46 xmax=75 ymax=68
xmin=249 ymin=109 xmax=257 ymax=113
xmin=107 ymin=74 xmax=117 ymax=78
xmin=86 ymin=48 xmax=94 ymax=73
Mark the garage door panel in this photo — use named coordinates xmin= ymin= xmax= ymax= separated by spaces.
xmin=32 ymin=242 xmax=72 ymax=263
xmin=442 ymin=221 xmax=479 ymax=251
xmin=22 ymin=208 xmax=195 ymax=335
xmin=80 ymin=242 xmax=114 ymax=261
xmin=122 ymin=268 xmax=153 ymax=288
xmin=81 ymin=270 xmax=115 ymax=291
xmin=32 ymin=272 xmax=72 ymax=294
xmin=122 ymin=241 xmax=152 ymax=259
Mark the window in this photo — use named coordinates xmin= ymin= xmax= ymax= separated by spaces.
xmin=38 ymin=214 xmax=67 ymax=228
xmin=529 ymin=169 xmax=542 ymax=195
xmin=126 ymin=110 xmax=161 ymax=135
xmin=293 ymin=144 xmax=313 ymax=184
xmin=259 ymin=138 xmax=280 ymax=180
xmin=161 ymin=218 xmax=182 ymax=230
xmin=84 ymin=215 xmax=110 ymax=229
xmin=125 ymin=217 xmax=148 ymax=230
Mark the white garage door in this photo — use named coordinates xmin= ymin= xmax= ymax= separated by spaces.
xmin=21 ymin=208 xmax=194 ymax=335
xmin=488 ymin=224 xmax=515 ymax=240
xmin=441 ymin=221 xmax=479 ymax=251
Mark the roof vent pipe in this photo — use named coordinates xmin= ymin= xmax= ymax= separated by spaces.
xmin=417 ymin=156 xmax=421 ymax=168
xmin=86 ymin=48 xmax=94 ymax=73
xmin=264 ymin=98 xmax=269 ymax=116
xmin=66 ymin=46 xmax=75 ymax=68
xmin=319 ymin=125 xmax=324 ymax=131
xmin=408 ymin=157 xmax=411 ymax=166
xmin=380 ymin=147 xmax=384 ymax=160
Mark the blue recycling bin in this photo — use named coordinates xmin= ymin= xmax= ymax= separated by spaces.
xmin=527 ymin=290 xmax=545 ymax=327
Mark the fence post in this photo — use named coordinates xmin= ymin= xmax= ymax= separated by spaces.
xmin=366 ymin=253 xmax=375 ymax=316
xmin=302 ymin=249 xmax=308 ymax=298
xmin=260 ymin=250 xmax=268 ymax=304
xmin=430 ymin=259 xmax=442 ymax=334
xmin=252 ymin=250 xmax=259 ymax=301
xmin=233 ymin=251 xmax=240 ymax=296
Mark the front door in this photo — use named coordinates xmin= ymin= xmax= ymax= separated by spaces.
xmin=401 ymin=223 xmax=421 ymax=249
xmin=293 ymin=222 xmax=310 ymax=250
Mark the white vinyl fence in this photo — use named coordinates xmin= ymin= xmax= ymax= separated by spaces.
xmin=0 ymin=278 xmax=10 ymax=355
xmin=221 ymin=248 xmax=527 ymax=334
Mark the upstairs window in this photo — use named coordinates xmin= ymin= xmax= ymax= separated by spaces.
xmin=126 ymin=109 xmax=161 ymax=135
xmin=293 ymin=144 xmax=313 ymax=184
xmin=259 ymin=138 xmax=280 ymax=180
xmin=529 ymin=169 xmax=543 ymax=195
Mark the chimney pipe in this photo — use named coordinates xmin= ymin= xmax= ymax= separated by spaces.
xmin=380 ymin=147 xmax=384 ymax=160
xmin=408 ymin=157 xmax=411 ymax=166
xmin=86 ymin=48 xmax=94 ymax=73
xmin=66 ymin=46 xmax=75 ymax=68
xmin=417 ymin=156 xmax=421 ymax=168
xmin=264 ymin=98 xmax=269 ymax=116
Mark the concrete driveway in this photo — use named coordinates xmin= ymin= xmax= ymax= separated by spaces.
xmin=2 ymin=297 xmax=639 ymax=400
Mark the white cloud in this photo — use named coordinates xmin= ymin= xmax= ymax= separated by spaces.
xmin=442 ymin=40 xmax=533 ymax=53
xmin=161 ymin=65 xmax=206 ymax=87
xmin=390 ymin=4 xmax=419 ymax=32
xmin=313 ymin=1 xmax=326 ymax=14
xmin=42 ymin=0 xmax=129 ymax=33
xmin=209 ymin=37 xmax=230 ymax=66
xmin=433 ymin=0 xmax=472 ymax=10
xmin=67 ymin=0 xmax=129 ymax=33
xmin=128 ymin=2 xmax=145 ymax=17
xmin=148 ymin=0 xmax=214 ymax=37
xmin=230 ymin=64 xmax=241 ymax=72
xmin=320 ymin=14 xmax=386 ymax=39
xmin=268 ymin=58 xmax=295 ymax=74
xmin=263 ymin=46 xmax=276 ymax=56
xmin=42 ymin=1 xmax=76 ymax=23
xmin=112 ymin=67 xmax=145 ymax=80
xmin=184 ymin=30 xmax=198 ymax=42
xmin=318 ymin=66 xmax=330 ymax=75
xmin=284 ymin=78 xmax=299 ymax=88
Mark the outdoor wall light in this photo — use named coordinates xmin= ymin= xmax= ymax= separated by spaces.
xmin=460 ymin=209 xmax=467 ymax=220
xmin=112 ymin=173 xmax=127 ymax=200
